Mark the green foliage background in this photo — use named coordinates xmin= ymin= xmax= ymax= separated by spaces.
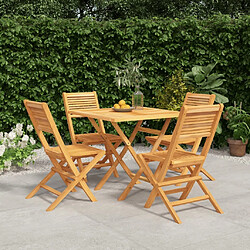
xmin=0 ymin=15 xmax=249 ymax=146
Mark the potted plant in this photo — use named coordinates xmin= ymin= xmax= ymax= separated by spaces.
xmin=223 ymin=102 xmax=250 ymax=156
xmin=114 ymin=56 xmax=147 ymax=109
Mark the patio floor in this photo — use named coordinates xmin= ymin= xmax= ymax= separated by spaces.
xmin=0 ymin=147 xmax=249 ymax=250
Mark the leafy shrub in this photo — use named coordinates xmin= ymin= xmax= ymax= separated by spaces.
xmin=0 ymin=15 xmax=249 ymax=148
xmin=156 ymin=69 xmax=191 ymax=111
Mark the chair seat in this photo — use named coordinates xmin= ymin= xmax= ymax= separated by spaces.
xmin=145 ymin=135 xmax=196 ymax=146
xmin=45 ymin=144 xmax=104 ymax=159
xmin=75 ymin=133 xmax=121 ymax=144
xmin=141 ymin=149 xmax=205 ymax=168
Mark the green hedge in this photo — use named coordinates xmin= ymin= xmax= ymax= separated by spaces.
xmin=0 ymin=15 xmax=249 ymax=145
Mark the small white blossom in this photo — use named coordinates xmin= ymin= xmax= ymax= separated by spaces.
xmin=8 ymin=131 xmax=16 ymax=140
xmin=4 ymin=160 xmax=11 ymax=168
xmin=0 ymin=132 xmax=3 ymax=140
xmin=15 ymin=128 xmax=23 ymax=137
xmin=27 ymin=125 xmax=34 ymax=132
xmin=0 ymin=145 xmax=6 ymax=157
xmin=29 ymin=137 xmax=36 ymax=145
xmin=8 ymin=141 xmax=16 ymax=148
xmin=22 ymin=135 xmax=29 ymax=142
xmin=16 ymin=123 xmax=23 ymax=131
xmin=18 ymin=141 xmax=27 ymax=148
xmin=24 ymin=155 xmax=32 ymax=165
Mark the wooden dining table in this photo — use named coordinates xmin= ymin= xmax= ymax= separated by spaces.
xmin=70 ymin=107 xmax=179 ymax=190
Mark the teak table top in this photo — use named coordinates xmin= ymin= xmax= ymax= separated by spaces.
xmin=70 ymin=107 xmax=179 ymax=122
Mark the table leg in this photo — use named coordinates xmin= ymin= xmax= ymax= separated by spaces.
xmin=94 ymin=120 xmax=143 ymax=190
xmin=118 ymin=118 xmax=172 ymax=202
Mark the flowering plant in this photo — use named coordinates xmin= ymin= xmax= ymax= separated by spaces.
xmin=0 ymin=123 xmax=37 ymax=172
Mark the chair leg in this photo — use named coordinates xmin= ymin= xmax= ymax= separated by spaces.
xmin=105 ymin=143 xmax=119 ymax=178
xmin=78 ymin=180 xmax=97 ymax=202
xmin=144 ymin=161 xmax=164 ymax=208
xmin=26 ymin=171 xmax=55 ymax=199
xmin=175 ymin=167 xmax=189 ymax=186
xmin=179 ymin=164 xmax=201 ymax=200
xmin=46 ymin=179 xmax=82 ymax=211
xmin=158 ymin=187 xmax=182 ymax=224
xmin=197 ymin=180 xmax=223 ymax=214
xmin=118 ymin=167 xmax=144 ymax=201
xmin=46 ymin=152 xmax=104 ymax=211
xmin=144 ymin=187 xmax=158 ymax=208
xmin=200 ymin=168 xmax=215 ymax=181
xmin=76 ymin=158 xmax=88 ymax=182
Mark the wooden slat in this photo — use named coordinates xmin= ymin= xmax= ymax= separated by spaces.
xmin=171 ymin=195 xmax=209 ymax=206
xmin=159 ymin=175 xmax=202 ymax=186
xmin=156 ymin=187 xmax=186 ymax=196
xmin=51 ymin=167 xmax=76 ymax=179
xmin=138 ymin=127 xmax=161 ymax=135
xmin=41 ymin=184 xmax=61 ymax=196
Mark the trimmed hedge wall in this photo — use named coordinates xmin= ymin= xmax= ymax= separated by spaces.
xmin=0 ymin=15 xmax=249 ymax=145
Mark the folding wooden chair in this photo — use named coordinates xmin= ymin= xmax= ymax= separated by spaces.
xmin=24 ymin=100 xmax=105 ymax=211
xmin=119 ymin=104 xmax=224 ymax=224
xmin=146 ymin=92 xmax=216 ymax=181
xmin=63 ymin=92 xmax=122 ymax=178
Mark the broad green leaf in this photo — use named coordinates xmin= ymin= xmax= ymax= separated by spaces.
xmin=203 ymin=79 xmax=226 ymax=89
xmin=207 ymin=73 xmax=224 ymax=82
xmin=194 ymin=74 xmax=205 ymax=83
xmin=203 ymin=63 xmax=217 ymax=76
xmin=211 ymin=91 xmax=229 ymax=103
xmin=192 ymin=66 xmax=203 ymax=76
xmin=216 ymin=122 xmax=222 ymax=134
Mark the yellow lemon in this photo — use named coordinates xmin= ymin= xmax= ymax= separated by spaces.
xmin=118 ymin=100 xmax=126 ymax=106
xmin=114 ymin=104 xmax=120 ymax=109
xmin=121 ymin=105 xmax=127 ymax=109
xmin=125 ymin=104 xmax=130 ymax=109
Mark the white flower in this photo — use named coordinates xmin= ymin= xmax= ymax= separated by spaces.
xmin=16 ymin=123 xmax=23 ymax=131
xmin=29 ymin=137 xmax=36 ymax=145
xmin=8 ymin=141 xmax=16 ymax=148
xmin=20 ymin=141 xmax=27 ymax=148
xmin=0 ymin=132 xmax=3 ymax=140
xmin=15 ymin=128 xmax=23 ymax=137
xmin=8 ymin=131 xmax=16 ymax=140
xmin=27 ymin=125 xmax=34 ymax=132
xmin=2 ymin=138 xmax=8 ymax=147
xmin=0 ymin=145 xmax=6 ymax=157
xmin=24 ymin=155 xmax=33 ymax=165
xmin=22 ymin=135 xmax=29 ymax=142
xmin=4 ymin=160 xmax=11 ymax=168
xmin=4 ymin=132 xmax=8 ymax=138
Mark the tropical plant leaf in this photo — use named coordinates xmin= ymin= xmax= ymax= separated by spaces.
xmin=194 ymin=73 xmax=205 ymax=83
xmin=207 ymin=73 xmax=224 ymax=82
xmin=192 ymin=66 xmax=203 ymax=76
xmin=203 ymin=63 xmax=217 ymax=76
xmin=213 ymin=87 xmax=228 ymax=95
xmin=202 ymin=79 xmax=225 ymax=89
xmin=216 ymin=122 xmax=222 ymax=134
xmin=211 ymin=91 xmax=229 ymax=103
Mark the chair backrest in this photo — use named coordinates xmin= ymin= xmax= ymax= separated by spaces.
xmin=62 ymin=92 xmax=104 ymax=143
xmin=183 ymin=92 xmax=215 ymax=106
xmin=160 ymin=104 xmax=224 ymax=177
xmin=24 ymin=100 xmax=65 ymax=151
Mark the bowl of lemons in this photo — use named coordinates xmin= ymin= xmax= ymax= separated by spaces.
xmin=113 ymin=100 xmax=134 ymax=112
